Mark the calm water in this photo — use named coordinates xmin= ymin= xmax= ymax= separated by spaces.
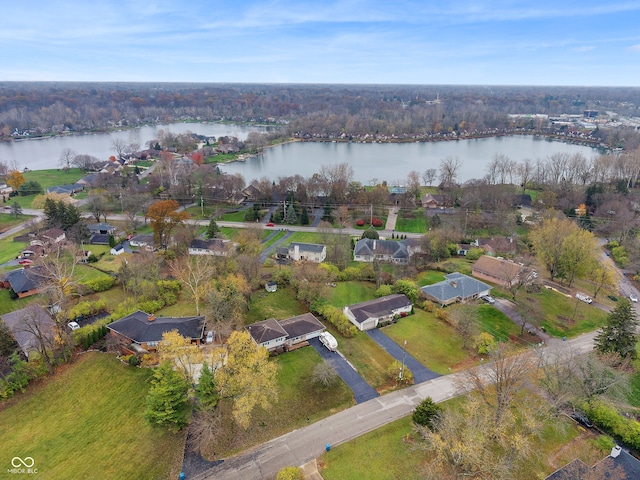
xmin=0 ymin=122 xmax=266 ymax=171
xmin=222 ymin=136 xmax=602 ymax=184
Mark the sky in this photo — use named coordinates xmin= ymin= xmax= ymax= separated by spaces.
xmin=3 ymin=0 xmax=640 ymax=86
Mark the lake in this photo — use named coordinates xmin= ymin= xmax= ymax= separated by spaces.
xmin=221 ymin=136 xmax=603 ymax=184
xmin=0 ymin=122 xmax=267 ymax=171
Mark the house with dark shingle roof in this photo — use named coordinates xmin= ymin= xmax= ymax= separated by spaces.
xmin=0 ymin=305 xmax=56 ymax=358
xmin=90 ymin=233 xmax=111 ymax=245
xmin=246 ymin=318 xmax=289 ymax=351
xmin=1 ymin=267 xmax=44 ymax=298
xmin=421 ymin=272 xmax=492 ymax=306
xmin=353 ymin=239 xmax=409 ymax=264
xmin=344 ymin=294 xmax=412 ymax=331
xmin=246 ymin=313 xmax=326 ymax=352
xmin=46 ymin=183 xmax=84 ymax=195
xmin=546 ymin=445 xmax=640 ymax=480
xmin=107 ymin=310 xmax=205 ymax=353
xmin=87 ymin=223 xmax=116 ymax=235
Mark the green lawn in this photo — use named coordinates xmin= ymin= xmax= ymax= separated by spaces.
xmin=0 ymin=213 xmax=31 ymax=233
xmin=0 ymin=352 xmax=185 ymax=480
xmin=415 ymin=270 xmax=446 ymax=286
xmin=218 ymin=210 xmax=247 ymax=222
xmin=75 ymin=264 xmax=114 ymax=284
xmin=328 ymin=281 xmax=377 ymax=308
xmin=246 ymin=286 xmax=308 ymax=324
xmin=0 ymin=289 xmax=39 ymax=315
xmin=383 ymin=309 xmax=472 ymax=374
xmin=395 ymin=211 xmax=429 ymax=234
xmin=321 ymin=416 xmax=425 ymax=480
xmin=10 ymin=168 xmax=85 ymax=208
xmin=279 ymin=231 xmax=325 ymax=247
xmin=0 ymin=234 xmax=29 ymax=264
xmin=476 ymin=305 xmax=521 ymax=341
xmin=208 ymin=347 xmax=353 ymax=458
xmin=515 ymin=288 xmax=609 ymax=338
xmin=262 ymin=230 xmax=287 ymax=249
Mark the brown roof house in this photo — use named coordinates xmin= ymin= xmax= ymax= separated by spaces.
xmin=421 ymin=193 xmax=449 ymax=209
xmin=473 ymin=236 xmax=517 ymax=256
xmin=471 ymin=255 xmax=525 ymax=288
xmin=343 ymin=294 xmax=412 ymax=331
xmin=0 ymin=304 xmax=56 ymax=358
xmin=246 ymin=313 xmax=326 ymax=352
xmin=107 ymin=311 xmax=206 ymax=354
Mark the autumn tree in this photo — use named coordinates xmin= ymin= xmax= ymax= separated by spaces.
xmin=207 ymin=274 xmax=251 ymax=339
xmin=147 ymin=199 xmax=189 ymax=248
xmin=145 ymin=361 xmax=192 ymax=432
xmin=446 ymin=304 xmax=478 ymax=349
xmin=594 ymin=299 xmax=638 ymax=360
xmin=156 ymin=330 xmax=204 ymax=383
xmin=169 ymin=255 xmax=215 ymax=315
xmin=216 ymin=331 xmax=278 ymax=429
xmin=590 ymin=262 xmax=615 ymax=299
xmin=6 ymin=170 xmax=25 ymax=192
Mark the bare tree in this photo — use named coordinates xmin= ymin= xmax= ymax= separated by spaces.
xmin=422 ymin=168 xmax=437 ymax=187
xmin=58 ymin=148 xmax=76 ymax=171
xmin=16 ymin=305 xmax=57 ymax=373
xmin=169 ymin=255 xmax=216 ymax=315
xmin=112 ymin=138 xmax=129 ymax=159
xmin=439 ymin=156 xmax=461 ymax=190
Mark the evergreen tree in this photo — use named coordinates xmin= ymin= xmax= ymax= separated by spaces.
xmin=285 ymin=202 xmax=298 ymax=224
xmin=61 ymin=203 xmax=81 ymax=230
xmin=322 ymin=205 xmax=333 ymax=222
xmin=594 ymin=298 xmax=638 ymax=359
xmin=300 ymin=207 xmax=310 ymax=225
xmin=361 ymin=227 xmax=379 ymax=240
xmin=205 ymin=218 xmax=220 ymax=239
xmin=145 ymin=361 xmax=192 ymax=432
xmin=43 ymin=197 xmax=60 ymax=227
xmin=412 ymin=396 xmax=441 ymax=428
xmin=195 ymin=362 xmax=219 ymax=412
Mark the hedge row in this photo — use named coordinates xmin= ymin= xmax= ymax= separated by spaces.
xmin=584 ymin=401 xmax=640 ymax=450
xmin=83 ymin=276 xmax=115 ymax=292
xmin=67 ymin=299 xmax=107 ymax=321
xmin=312 ymin=303 xmax=358 ymax=337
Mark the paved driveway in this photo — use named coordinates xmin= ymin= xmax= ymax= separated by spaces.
xmin=309 ymin=338 xmax=378 ymax=404
xmin=366 ymin=328 xmax=440 ymax=383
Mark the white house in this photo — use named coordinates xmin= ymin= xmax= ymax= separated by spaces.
xmin=110 ymin=244 xmax=125 ymax=255
xmin=188 ymin=238 xmax=233 ymax=256
xmin=344 ymin=294 xmax=413 ymax=331
xmin=353 ymin=239 xmax=409 ymax=264
xmin=245 ymin=318 xmax=289 ymax=352
xmin=246 ymin=313 xmax=326 ymax=352
xmin=288 ymin=242 xmax=326 ymax=263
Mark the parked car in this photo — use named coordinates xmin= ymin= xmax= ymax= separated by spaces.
xmin=575 ymin=292 xmax=593 ymax=304
xmin=68 ymin=321 xmax=80 ymax=331
xmin=319 ymin=332 xmax=338 ymax=352
xmin=266 ymin=222 xmax=275 ymax=227
xmin=481 ymin=295 xmax=495 ymax=304
xmin=206 ymin=331 xmax=214 ymax=344
xmin=630 ymin=294 xmax=638 ymax=303
xmin=570 ymin=411 xmax=593 ymax=428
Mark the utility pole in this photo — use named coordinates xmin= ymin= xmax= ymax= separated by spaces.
xmin=399 ymin=340 xmax=407 ymax=382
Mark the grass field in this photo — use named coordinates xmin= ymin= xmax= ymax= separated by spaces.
xmin=246 ymin=286 xmax=307 ymax=324
xmin=0 ymin=288 xmax=38 ymax=315
xmin=415 ymin=270 xmax=446 ymax=286
xmin=0 ymin=352 xmax=185 ymax=480
xmin=476 ymin=304 xmax=521 ymax=341
xmin=9 ymin=169 xmax=85 ymax=209
xmin=395 ymin=212 xmax=429 ymax=233
xmin=0 ymin=213 xmax=31 ymax=232
xmin=207 ymin=346 xmax=353 ymax=458
xmin=327 ymin=281 xmax=377 ymax=308
xmin=278 ymin=231 xmax=325 ymax=247
xmin=262 ymin=230 xmax=287 ymax=248
xmin=0 ymin=233 xmax=29 ymax=264
xmin=383 ymin=309 xmax=471 ymax=374
xmin=515 ymin=288 xmax=609 ymax=338
xmin=218 ymin=210 xmax=247 ymax=222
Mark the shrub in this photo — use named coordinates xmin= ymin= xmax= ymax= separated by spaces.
xmin=435 ymin=309 xmax=450 ymax=324
xmin=375 ymin=285 xmax=393 ymax=297
xmin=313 ymin=303 xmax=358 ymax=337
xmin=465 ymin=247 xmax=485 ymax=261
xmin=413 ymin=397 xmax=441 ymax=428
xmin=474 ymin=332 xmax=496 ymax=354
xmin=274 ymin=269 xmax=291 ymax=286
xmin=276 ymin=466 xmax=304 ymax=480
xmin=611 ymin=246 xmax=628 ymax=267
xmin=138 ymin=299 xmax=165 ymax=313
xmin=84 ymin=276 xmax=115 ymax=292
xmin=371 ymin=217 xmax=383 ymax=227
xmin=356 ymin=219 xmax=365 ymax=226
xmin=128 ymin=355 xmax=141 ymax=366
xmin=387 ymin=360 xmax=413 ymax=385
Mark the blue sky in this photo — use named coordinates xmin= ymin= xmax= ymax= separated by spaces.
xmin=3 ymin=0 xmax=640 ymax=85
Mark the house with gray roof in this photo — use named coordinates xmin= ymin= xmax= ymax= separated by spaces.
xmin=287 ymin=242 xmax=326 ymax=263
xmin=46 ymin=183 xmax=84 ymax=195
xmin=546 ymin=445 xmax=640 ymax=479
xmin=87 ymin=223 xmax=116 ymax=235
xmin=1 ymin=267 xmax=44 ymax=298
xmin=247 ymin=313 xmax=326 ymax=352
xmin=0 ymin=305 xmax=56 ymax=358
xmin=353 ymin=239 xmax=409 ymax=264
xmin=107 ymin=310 xmax=205 ymax=353
xmin=188 ymin=238 xmax=233 ymax=256
xmin=421 ymin=272 xmax=492 ymax=306
xmin=344 ymin=294 xmax=412 ymax=331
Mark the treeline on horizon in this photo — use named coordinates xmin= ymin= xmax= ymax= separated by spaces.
xmin=1 ymin=82 xmax=640 ymax=146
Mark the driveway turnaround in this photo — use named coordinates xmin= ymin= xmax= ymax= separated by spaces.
xmin=309 ymin=338 xmax=379 ymax=404
xmin=258 ymin=230 xmax=294 ymax=263
xmin=366 ymin=329 xmax=440 ymax=383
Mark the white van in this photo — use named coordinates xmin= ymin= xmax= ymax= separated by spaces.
xmin=319 ymin=332 xmax=338 ymax=352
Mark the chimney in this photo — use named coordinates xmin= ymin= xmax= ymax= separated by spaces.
xmin=373 ymin=240 xmax=377 ymax=250
xmin=450 ymin=281 xmax=457 ymax=288
xmin=148 ymin=314 xmax=155 ymax=322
